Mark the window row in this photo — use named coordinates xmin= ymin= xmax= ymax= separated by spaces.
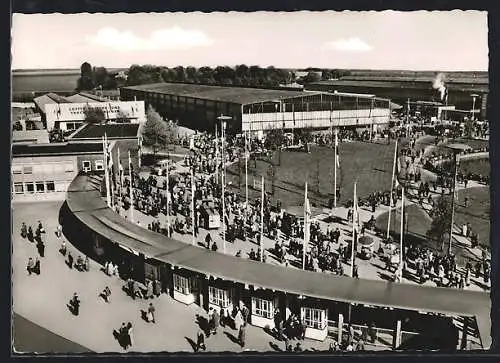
xmin=208 ymin=286 xmax=232 ymax=308
xmin=82 ymin=160 xmax=104 ymax=171
xmin=12 ymin=180 xmax=64 ymax=194
xmin=252 ymin=297 xmax=273 ymax=319
xmin=301 ymin=307 xmax=327 ymax=330
xmin=65 ymin=122 xmax=83 ymax=131
xmin=12 ymin=163 xmax=75 ymax=175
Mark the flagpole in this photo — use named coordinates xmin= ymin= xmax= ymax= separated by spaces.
xmin=221 ymin=119 xmax=226 ymax=254
xmin=260 ymin=175 xmax=264 ymax=262
xmin=103 ymin=134 xmax=111 ymax=208
xmin=191 ymin=166 xmax=196 ymax=246
xmin=166 ymin=159 xmax=170 ymax=236
xmin=387 ymin=139 xmax=398 ymax=239
xmin=128 ymin=150 xmax=134 ymax=223
xmin=399 ymin=186 xmax=405 ymax=281
xmin=215 ymin=123 xmax=218 ymax=185
xmin=302 ymin=181 xmax=308 ymax=270
xmin=449 ymin=153 xmax=459 ymax=254
xmin=245 ymin=131 xmax=249 ymax=209
xmin=118 ymin=147 xmax=122 ymax=210
xmin=351 ymin=182 xmax=357 ymax=277
xmin=334 ymin=129 xmax=338 ymax=208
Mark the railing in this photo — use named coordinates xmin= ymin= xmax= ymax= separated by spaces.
xmin=326 ymin=320 xmax=396 ymax=349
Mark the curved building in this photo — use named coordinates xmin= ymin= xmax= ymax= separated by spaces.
xmin=63 ymin=174 xmax=491 ymax=349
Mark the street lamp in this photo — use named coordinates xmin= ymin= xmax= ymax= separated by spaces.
xmin=217 ymin=114 xmax=232 ymax=254
xmin=471 ymin=94 xmax=478 ymax=122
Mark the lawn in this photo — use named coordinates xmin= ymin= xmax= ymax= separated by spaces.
xmin=454 ymin=186 xmax=490 ymax=247
xmin=226 ymin=141 xmax=395 ymax=208
xmin=459 ymin=157 xmax=490 ymax=177
xmin=376 ymin=186 xmax=490 ymax=265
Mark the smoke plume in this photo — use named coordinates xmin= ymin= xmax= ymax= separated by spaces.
xmin=432 ymin=73 xmax=447 ymax=101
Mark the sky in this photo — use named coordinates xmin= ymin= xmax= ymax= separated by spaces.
xmin=11 ymin=11 xmax=488 ymax=71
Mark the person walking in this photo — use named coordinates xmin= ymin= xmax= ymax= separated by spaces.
xmin=125 ymin=322 xmax=133 ymax=349
xmin=34 ymin=257 xmax=40 ymax=275
xmin=147 ymin=302 xmax=156 ymax=323
xmin=70 ymin=293 xmax=80 ymax=316
xmin=67 ymin=252 xmax=74 ymax=269
xmin=27 ymin=257 xmax=34 ymax=275
xmin=238 ymin=323 xmax=246 ymax=348
xmin=212 ymin=308 xmax=220 ymax=335
xmin=37 ymin=241 xmax=45 ymax=258
xmin=84 ymin=256 xmax=90 ymax=271
xmin=196 ymin=329 xmax=206 ymax=352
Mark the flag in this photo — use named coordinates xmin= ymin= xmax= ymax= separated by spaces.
xmin=118 ymin=147 xmax=124 ymax=187
xmin=335 ymin=131 xmax=340 ymax=168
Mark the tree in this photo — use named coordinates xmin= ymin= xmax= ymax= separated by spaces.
xmin=114 ymin=110 xmax=131 ymax=123
xmin=303 ymin=71 xmax=321 ymax=84
xmin=83 ymin=106 xmax=106 ymax=124
xmin=141 ymin=105 xmax=170 ymax=154
xmin=427 ymin=196 xmax=452 ymax=252
xmin=264 ymin=128 xmax=285 ymax=166
xmin=76 ymin=62 xmax=95 ymax=91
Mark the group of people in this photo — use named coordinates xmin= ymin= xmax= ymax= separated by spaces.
xmin=21 ymin=221 xmax=45 ymax=275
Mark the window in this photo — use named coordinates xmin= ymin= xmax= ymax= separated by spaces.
xmin=46 ymin=181 xmax=55 ymax=192
xmin=65 ymin=163 xmax=74 ymax=172
xmin=23 ymin=166 xmax=33 ymax=174
xmin=13 ymin=183 xmax=24 ymax=194
xmin=208 ymin=286 xmax=231 ymax=308
xmin=82 ymin=161 xmax=91 ymax=170
xmin=301 ymin=307 xmax=326 ymax=330
xmin=173 ymin=274 xmax=190 ymax=295
xmin=12 ymin=165 xmax=22 ymax=174
xmin=252 ymin=297 xmax=273 ymax=319
xmin=25 ymin=182 xmax=35 ymax=194
xmin=35 ymin=181 xmax=45 ymax=193
xmin=95 ymin=160 xmax=104 ymax=171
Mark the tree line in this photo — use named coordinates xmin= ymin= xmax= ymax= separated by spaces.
xmin=76 ymin=62 xmax=350 ymax=90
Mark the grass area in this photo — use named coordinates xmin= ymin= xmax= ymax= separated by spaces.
xmin=459 ymin=157 xmax=490 ymax=177
xmin=227 ymin=141 xmax=395 ymax=208
xmin=454 ymin=186 xmax=490 ymax=247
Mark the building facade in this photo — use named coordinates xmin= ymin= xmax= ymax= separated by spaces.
xmin=33 ymin=92 xmax=146 ymax=131
xmin=11 ymin=143 xmax=106 ymax=202
xmin=120 ymin=83 xmax=391 ymax=135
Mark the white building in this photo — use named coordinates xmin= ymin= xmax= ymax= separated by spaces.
xmin=34 ymin=92 xmax=146 ymax=131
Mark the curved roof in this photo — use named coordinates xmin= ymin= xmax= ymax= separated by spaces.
xmin=66 ymin=175 xmax=491 ymax=348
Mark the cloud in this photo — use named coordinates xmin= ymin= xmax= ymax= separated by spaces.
xmin=86 ymin=27 xmax=214 ymax=51
xmin=322 ymin=37 xmax=372 ymax=52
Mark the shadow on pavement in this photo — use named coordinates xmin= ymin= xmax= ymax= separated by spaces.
xmin=223 ymin=331 xmax=240 ymax=346
xmin=184 ymin=336 xmax=198 ymax=352
xmin=269 ymin=341 xmax=283 ymax=351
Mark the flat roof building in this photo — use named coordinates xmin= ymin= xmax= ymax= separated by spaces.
xmin=120 ymin=83 xmax=391 ymax=135
xmin=33 ymin=92 xmax=146 ymax=132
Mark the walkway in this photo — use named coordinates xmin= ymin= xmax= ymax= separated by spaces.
xmin=12 ymin=201 xmax=377 ymax=353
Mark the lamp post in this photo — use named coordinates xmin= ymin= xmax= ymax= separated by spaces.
xmin=217 ymin=114 xmax=232 ymax=254
xmin=471 ymin=94 xmax=478 ymax=122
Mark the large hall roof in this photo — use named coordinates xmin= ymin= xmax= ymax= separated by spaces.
xmin=122 ymin=83 xmax=322 ymax=105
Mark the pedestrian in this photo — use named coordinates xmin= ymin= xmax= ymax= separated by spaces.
xmin=213 ymin=308 xmax=220 ymax=335
xmin=238 ymin=324 xmax=246 ymax=348
xmin=294 ymin=342 xmax=302 ymax=352
xmin=21 ymin=222 xmax=27 ymax=239
xmin=59 ymin=240 xmax=67 ymax=256
xmin=27 ymin=257 xmax=34 ymax=275
xmin=70 ymin=293 xmax=80 ymax=316
xmin=67 ymin=252 xmax=74 ymax=269
xmin=84 ymin=256 xmax=90 ymax=271
xmin=100 ymin=286 xmax=111 ymax=303
xmin=34 ymin=257 xmax=40 ymax=275
xmin=196 ymin=329 xmax=206 ymax=352
xmin=147 ymin=302 xmax=156 ymax=323
xmin=37 ymin=241 xmax=45 ymax=258
xmin=125 ymin=322 xmax=133 ymax=349
xmin=353 ymin=264 xmax=359 ymax=279
xmin=348 ymin=324 xmax=354 ymax=345
xmin=356 ymin=338 xmax=365 ymax=351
